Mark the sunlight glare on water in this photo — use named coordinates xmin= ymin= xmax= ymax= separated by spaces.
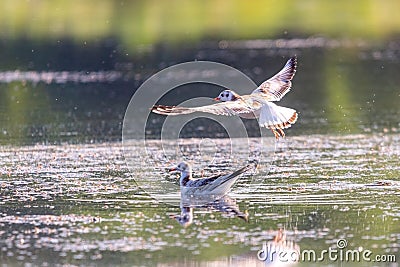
xmin=0 ymin=133 xmax=399 ymax=265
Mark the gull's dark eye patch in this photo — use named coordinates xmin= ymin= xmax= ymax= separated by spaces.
xmin=225 ymin=93 xmax=229 ymax=97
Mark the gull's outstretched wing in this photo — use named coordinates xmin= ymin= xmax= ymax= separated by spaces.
xmin=152 ymin=99 xmax=254 ymax=116
xmin=252 ymin=56 xmax=297 ymax=101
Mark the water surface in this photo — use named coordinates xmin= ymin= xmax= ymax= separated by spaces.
xmin=0 ymin=134 xmax=399 ymax=266
xmin=0 ymin=38 xmax=399 ymax=266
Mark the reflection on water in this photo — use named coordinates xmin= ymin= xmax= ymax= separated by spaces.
xmin=0 ymin=70 xmax=123 ymax=84
xmin=0 ymin=135 xmax=399 ymax=266
xmin=0 ymin=37 xmax=399 ymax=145
xmin=172 ymin=194 xmax=248 ymax=227
xmin=257 ymin=229 xmax=300 ymax=266
xmin=0 ymin=34 xmax=399 ymax=266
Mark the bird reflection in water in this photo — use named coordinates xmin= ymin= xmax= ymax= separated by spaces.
xmin=257 ymin=229 xmax=300 ymax=266
xmin=170 ymin=193 xmax=248 ymax=227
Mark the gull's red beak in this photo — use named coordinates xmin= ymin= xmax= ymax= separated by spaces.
xmin=214 ymin=97 xmax=220 ymax=101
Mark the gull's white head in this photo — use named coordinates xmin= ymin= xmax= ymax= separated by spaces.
xmin=214 ymin=89 xmax=240 ymax=102
xmin=169 ymin=161 xmax=192 ymax=174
